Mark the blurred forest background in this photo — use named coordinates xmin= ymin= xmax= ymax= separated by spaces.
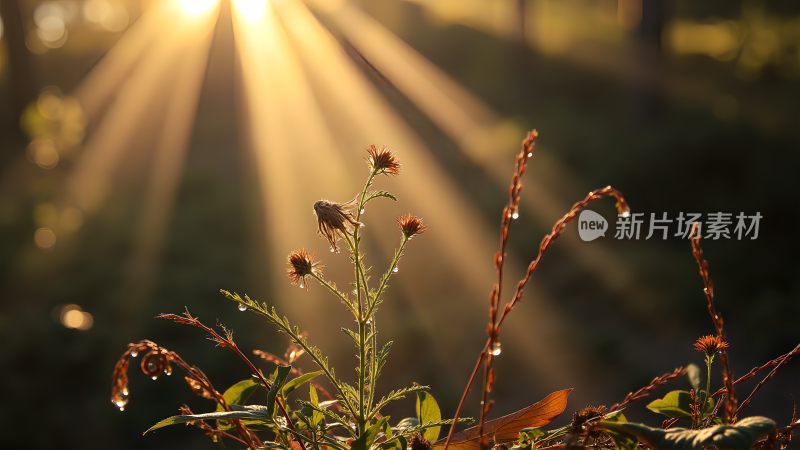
xmin=0 ymin=0 xmax=799 ymax=449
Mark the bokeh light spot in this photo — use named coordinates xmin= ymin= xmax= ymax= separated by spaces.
xmin=59 ymin=304 xmax=94 ymax=331
xmin=34 ymin=227 xmax=57 ymax=250
xmin=27 ymin=139 xmax=60 ymax=169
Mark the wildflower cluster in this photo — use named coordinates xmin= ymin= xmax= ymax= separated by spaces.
xmin=111 ymin=146 xmax=449 ymax=450
xmin=110 ymin=132 xmax=798 ymax=450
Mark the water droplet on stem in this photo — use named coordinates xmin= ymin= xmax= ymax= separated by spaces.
xmin=490 ymin=341 xmax=502 ymax=356
xmin=237 ymin=303 xmax=248 ymax=312
xmin=392 ymin=266 xmax=398 ymax=273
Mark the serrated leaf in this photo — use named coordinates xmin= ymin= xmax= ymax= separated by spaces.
xmin=372 ymin=385 xmax=429 ymax=417
xmin=600 ymin=416 xmax=776 ymax=450
xmin=364 ymin=190 xmax=397 ymax=203
xmin=145 ymin=407 xmax=270 ymax=434
xmin=433 ymin=389 xmax=571 ymax=450
xmin=281 ymin=371 xmax=323 ymax=397
xmin=647 ymin=390 xmax=713 ymax=419
xmin=416 ymin=391 xmax=442 ymax=441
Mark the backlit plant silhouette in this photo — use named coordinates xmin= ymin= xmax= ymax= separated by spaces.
xmin=111 ymin=133 xmax=799 ymax=450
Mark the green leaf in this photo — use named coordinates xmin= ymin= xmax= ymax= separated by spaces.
xmin=351 ymin=417 xmax=388 ymax=450
xmin=647 ymin=390 xmax=713 ymax=419
xmin=145 ymin=406 xmax=271 ymax=434
xmin=309 ymin=385 xmax=324 ymax=428
xmin=267 ymin=365 xmax=292 ymax=416
xmin=600 ymin=416 xmax=776 ymax=450
xmin=281 ymin=371 xmax=323 ymax=397
xmin=685 ymin=364 xmax=702 ymax=391
xmin=218 ymin=379 xmax=261 ymax=411
xmin=416 ymin=391 xmax=442 ymax=441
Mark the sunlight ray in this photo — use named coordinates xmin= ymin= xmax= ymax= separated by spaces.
xmin=232 ymin=0 xmax=354 ymax=332
xmin=65 ymin=1 xmax=220 ymax=214
xmin=311 ymin=0 xmax=654 ymax=320
xmin=273 ymin=0 xmax=582 ymax=387
xmin=73 ymin=2 xmax=173 ymax=121
xmin=117 ymin=7 xmax=218 ymax=321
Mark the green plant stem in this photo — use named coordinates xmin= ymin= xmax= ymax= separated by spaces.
xmin=695 ymin=355 xmax=713 ymax=428
xmin=352 ymin=171 xmax=377 ymax=435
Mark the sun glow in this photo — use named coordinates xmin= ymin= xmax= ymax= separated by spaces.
xmin=232 ymin=0 xmax=267 ymax=21
xmin=177 ymin=0 xmax=219 ymax=17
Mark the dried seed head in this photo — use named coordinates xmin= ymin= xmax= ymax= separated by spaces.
xmin=141 ymin=351 xmax=170 ymax=378
xmin=694 ymin=335 xmax=729 ymax=356
xmin=572 ymin=405 xmax=606 ymax=429
xmin=410 ymin=435 xmax=432 ymax=450
xmin=287 ymin=250 xmax=321 ymax=286
xmin=398 ymin=214 xmax=426 ymax=238
xmin=314 ymin=200 xmax=361 ymax=252
xmin=367 ymin=145 xmax=400 ymax=175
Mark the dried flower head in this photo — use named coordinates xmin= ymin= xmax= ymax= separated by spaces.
xmin=367 ymin=145 xmax=400 ymax=175
xmin=694 ymin=335 xmax=729 ymax=356
xmin=398 ymin=214 xmax=426 ymax=238
xmin=314 ymin=199 xmax=361 ymax=252
xmin=287 ymin=250 xmax=321 ymax=286
xmin=410 ymin=435 xmax=432 ymax=450
xmin=571 ymin=405 xmax=607 ymax=433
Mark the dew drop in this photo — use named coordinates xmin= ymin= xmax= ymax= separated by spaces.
xmin=490 ymin=341 xmax=502 ymax=356
xmin=113 ymin=393 xmax=129 ymax=411
xmin=359 ymin=223 xmax=365 ymax=228
xmin=360 ymin=208 xmax=365 ymax=215
xmin=299 ymin=282 xmax=305 ymax=289
xmin=151 ymin=375 xmax=159 ymax=381
xmin=511 ymin=212 xmax=519 ymax=220
xmin=146 ymin=360 xmax=159 ymax=373
xmin=164 ymin=366 xmax=173 ymax=376
xmin=330 ymin=247 xmax=336 ymax=253
xmin=237 ymin=303 xmax=248 ymax=312
xmin=130 ymin=350 xmax=139 ymax=358
xmin=392 ymin=266 xmax=399 ymax=273
xmin=527 ymin=152 xmax=533 ymax=158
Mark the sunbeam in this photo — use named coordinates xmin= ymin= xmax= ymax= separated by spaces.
xmin=238 ymin=0 xmax=584 ymax=388
xmin=66 ymin=0 xmax=219 ymax=214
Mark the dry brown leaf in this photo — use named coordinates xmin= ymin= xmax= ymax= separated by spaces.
xmin=433 ymin=389 xmax=572 ymax=450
